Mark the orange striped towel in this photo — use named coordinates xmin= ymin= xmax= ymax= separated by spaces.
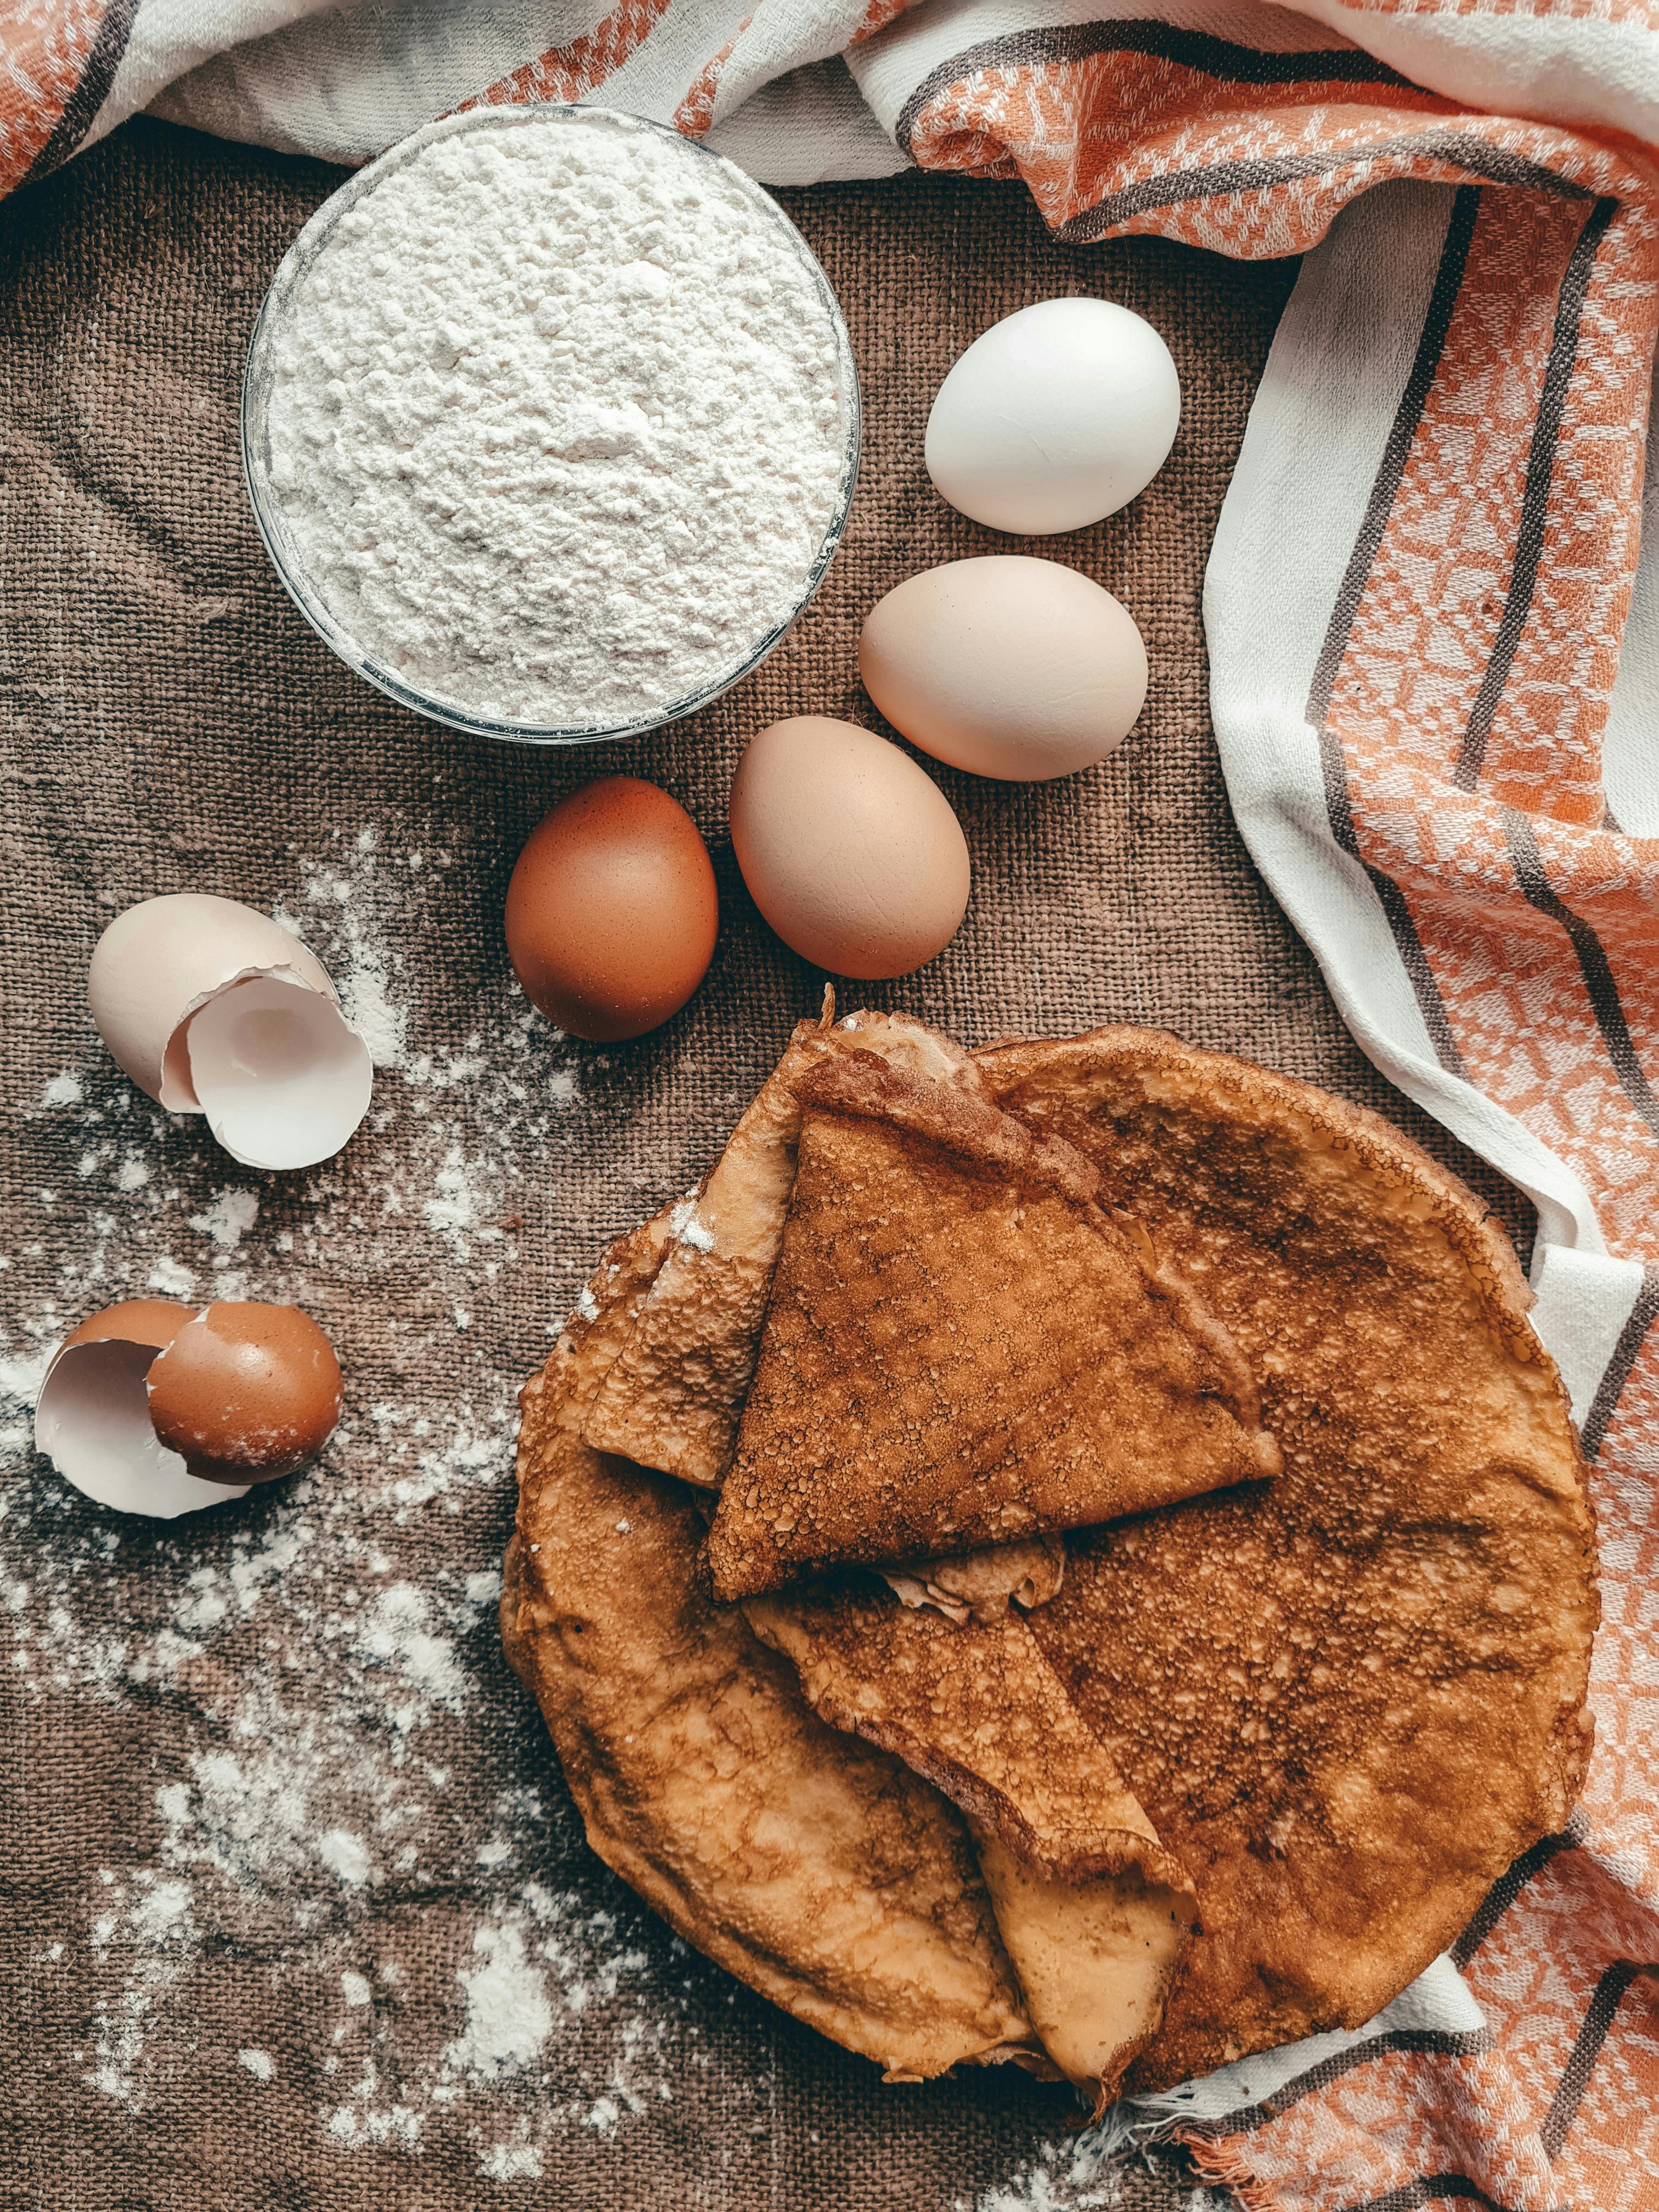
xmin=7 ymin=0 xmax=1659 ymax=2202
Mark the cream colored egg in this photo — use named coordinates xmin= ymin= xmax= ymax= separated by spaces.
xmin=730 ymin=717 xmax=970 ymax=979
xmin=860 ymin=557 xmax=1148 ymax=782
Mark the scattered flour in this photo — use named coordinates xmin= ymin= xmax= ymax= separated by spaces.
xmin=359 ymin=1583 xmax=467 ymax=1711
xmin=5 ymin=820 xmax=1106 ymax=2202
xmin=130 ymin=1878 xmax=193 ymax=1943
xmin=480 ymin=2143 xmax=544 ymax=2181
xmin=189 ymin=1187 xmax=259 ymax=1250
xmin=973 ymin=2137 xmax=1131 ymax=2212
xmin=319 ymin=1830 xmax=374 ymax=1888
xmin=444 ymin=1921 xmax=553 ymax=2079
xmin=84 ymin=1875 xmax=200 ymax=2104
xmin=667 ymin=1193 xmax=716 ymax=1254
xmin=1 ymin=825 xmax=678 ymax=2171
xmin=325 ymin=2063 xmax=422 ymax=2150
xmin=1 ymin=1341 xmax=52 ymax=1417
xmin=297 ymin=868 xmax=410 ymax=1071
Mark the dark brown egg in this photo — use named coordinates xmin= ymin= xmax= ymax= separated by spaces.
xmin=146 ymin=1301 xmax=342 ymax=1484
xmin=505 ymin=777 xmax=718 ymax=1043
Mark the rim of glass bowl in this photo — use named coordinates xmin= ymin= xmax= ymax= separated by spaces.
xmin=240 ymin=104 xmax=862 ymax=749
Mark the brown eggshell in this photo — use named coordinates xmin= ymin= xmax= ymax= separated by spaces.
xmin=146 ymin=1301 xmax=343 ymax=1485
xmin=35 ymin=1300 xmax=251 ymax=1519
xmin=505 ymin=777 xmax=719 ymax=1043
xmin=53 ymin=1299 xmax=195 ymax=1362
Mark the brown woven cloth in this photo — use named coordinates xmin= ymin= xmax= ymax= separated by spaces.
xmin=0 ymin=117 xmax=1530 ymax=2212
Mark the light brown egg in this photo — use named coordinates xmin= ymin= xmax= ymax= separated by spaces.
xmin=729 ymin=717 xmax=970 ymax=979
xmin=146 ymin=1302 xmax=343 ymax=1485
xmin=505 ymin=777 xmax=719 ymax=1043
xmin=860 ymin=556 xmax=1147 ymax=781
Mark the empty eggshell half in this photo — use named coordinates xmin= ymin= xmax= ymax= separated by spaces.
xmin=87 ymin=893 xmax=373 ymax=1169
xmin=33 ymin=1301 xmax=251 ymax=1517
xmin=187 ymin=974 xmax=374 ymax=1171
xmin=148 ymin=1302 xmax=343 ymax=1485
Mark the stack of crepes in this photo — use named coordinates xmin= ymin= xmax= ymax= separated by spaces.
xmin=503 ymin=1001 xmax=1596 ymax=2110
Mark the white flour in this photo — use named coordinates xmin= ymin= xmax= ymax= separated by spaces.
xmin=261 ymin=109 xmax=847 ymax=726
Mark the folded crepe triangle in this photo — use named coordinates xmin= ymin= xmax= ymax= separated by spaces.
xmin=744 ymin=1578 xmax=1198 ymax=2107
xmin=582 ymin=1002 xmax=984 ymax=1487
xmin=706 ymin=1053 xmax=1279 ymax=1600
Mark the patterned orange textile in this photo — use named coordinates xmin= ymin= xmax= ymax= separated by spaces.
xmin=884 ymin=28 xmax=1659 ymax=2210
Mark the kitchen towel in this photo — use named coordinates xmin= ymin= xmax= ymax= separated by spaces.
xmin=6 ymin=0 xmax=1659 ymax=2205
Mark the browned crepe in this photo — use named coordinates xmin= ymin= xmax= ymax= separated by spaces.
xmin=582 ymin=1005 xmax=984 ymax=1489
xmin=885 ymin=1534 xmax=1066 ymax=1627
xmin=504 ymin=1214 xmax=1038 ymax=2082
xmin=975 ymin=1027 xmax=1598 ymax=2091
xmin=968 ymin=1827 xmax=1197 ymax=2109
xmin=745 ymin=1578 xmax=1197 ymax=2104
xmin=707 ymin=1054 xmax=1279 ymax=1600
xmin=744 ymin=1578 xmax=1189 ymax=1889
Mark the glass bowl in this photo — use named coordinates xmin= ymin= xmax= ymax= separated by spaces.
xmin=241 ymin=105 xmax=861 ymax=748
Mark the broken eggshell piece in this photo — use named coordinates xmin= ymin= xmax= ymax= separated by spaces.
xmin=34 ymin=1299 xmax=342 ymax=1515
xmin=33 ymin=1300 xmax=251 ymax=1518
xmin=148 ymin=1301 xmax=342 ymax=1484
xmin=87 ymin=893 xmax=372 ymax=1168
xmin=187 ymin=972 xmax=374 ymax=1171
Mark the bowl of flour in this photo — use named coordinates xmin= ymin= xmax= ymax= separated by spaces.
xmin=241 ymin=105 xmax=860 ymax=744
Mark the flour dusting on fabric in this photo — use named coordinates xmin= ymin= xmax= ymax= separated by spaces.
xmin=1 ymin=822 xmax=702 ymax=2174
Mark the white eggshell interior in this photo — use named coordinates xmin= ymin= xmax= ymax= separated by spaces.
xmin=88 ymin=892 xmax=336 ymax=1109
xmin=186 ymin=973 xmax=374 ymax=1170
xmin=34 ymin=1338 xmax=249 ymax=1519
xmin=924 ymin=297 xmax=1181 ymax=537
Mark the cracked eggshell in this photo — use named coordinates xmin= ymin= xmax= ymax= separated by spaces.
xmin=147 ymin=1302 xmax=342 ymax=1485
xmin=89 ymin=893 xmax=336 ymax=1110
xmin=33 ymin=1300 xmax=251 ymax=1518
xmin=186 ymin=973 xmax=374 ymax=1171
xmin=87 ymin=893 xmax=372 ymax=1169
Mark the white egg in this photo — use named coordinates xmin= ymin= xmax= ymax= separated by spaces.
xmin=925 ymin=297 xmax=1181 ymax=537
xmin=87 ymin=892 xmax=373 ymax=1170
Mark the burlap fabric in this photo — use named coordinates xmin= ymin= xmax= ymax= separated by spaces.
xmin=0 ymin=119 xmax=1531 ymax=2211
